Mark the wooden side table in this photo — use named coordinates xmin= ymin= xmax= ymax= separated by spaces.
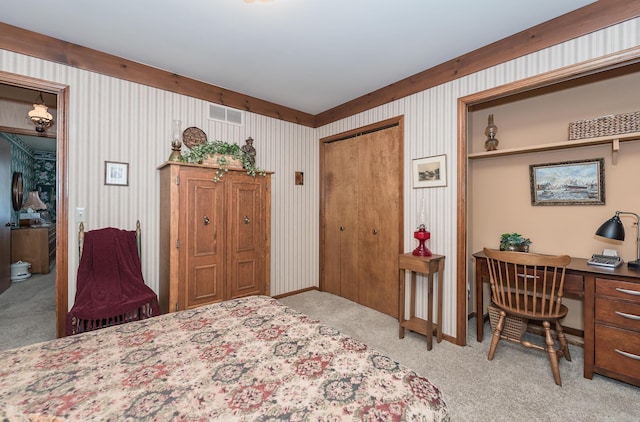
xmin=398 ymin=253 xmax=445 ymax=350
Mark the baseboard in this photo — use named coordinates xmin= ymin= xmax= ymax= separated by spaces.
xmin=525 ymin=322 xmax=584 ymax=347
xmin=272 ymin=286 xmax=319 ymax=299
xmin=471 ymin=311 xmax=584 ymax=347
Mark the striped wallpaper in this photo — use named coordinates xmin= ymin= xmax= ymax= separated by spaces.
xmin=1 ymin=16 xmax=638 ymax=340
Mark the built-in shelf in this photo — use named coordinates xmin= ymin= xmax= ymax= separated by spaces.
xmin=468 ymin=131 xmax=640 ymax=160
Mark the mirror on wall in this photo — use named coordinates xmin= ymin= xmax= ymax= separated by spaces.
xmin=11 ymin=171 xmax=23 ymax=211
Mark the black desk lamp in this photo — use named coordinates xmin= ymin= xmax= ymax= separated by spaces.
xmin=595 ymin=211 xmax=640 ymax=269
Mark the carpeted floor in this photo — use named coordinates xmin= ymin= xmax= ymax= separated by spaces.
xmin=2 ymin=282 xmax=638 ymax=421
xmin=0 ymin=269 xmax=56 ymax=351
xmin=279 ymin=290 xmax=640 ymax=422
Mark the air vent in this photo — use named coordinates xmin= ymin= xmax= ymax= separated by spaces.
xmin=209 ymin=103 xmax=244 ymax=126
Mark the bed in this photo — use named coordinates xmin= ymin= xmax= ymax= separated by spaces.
xmin=0 ymin=295 xmax=449 ymax=421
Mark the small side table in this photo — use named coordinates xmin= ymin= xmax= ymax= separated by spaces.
xmin=398 ymin=253 xmax=445 ymax=350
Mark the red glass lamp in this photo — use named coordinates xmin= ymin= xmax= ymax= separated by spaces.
xmin=413 ymin=224 xmax=432 ymax=256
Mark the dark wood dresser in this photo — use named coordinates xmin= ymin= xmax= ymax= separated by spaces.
xmin=11 ymin=224 xmax=56 ymax=274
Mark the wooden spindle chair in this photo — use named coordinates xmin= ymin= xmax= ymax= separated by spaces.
xmin=483 ymin=247 xmax=572 ymax=386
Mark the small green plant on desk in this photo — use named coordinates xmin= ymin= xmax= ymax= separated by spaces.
xmin=499 ymin=233 xmax=532 ymax=252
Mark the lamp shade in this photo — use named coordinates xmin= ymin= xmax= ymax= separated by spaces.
xmin=27 ymin=93 xmax=53 ymax=133
xmin=22 ymin=191 xmax=47 ymax=211
xmin=595 ymin=214 xmax=625 ymax=241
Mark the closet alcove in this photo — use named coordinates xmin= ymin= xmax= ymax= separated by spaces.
xmin=457 ymin=47 xmax=640 ymax=344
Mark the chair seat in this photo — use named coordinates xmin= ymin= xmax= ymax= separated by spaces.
xmin=493 ymin=292 xmax=568 ymax=321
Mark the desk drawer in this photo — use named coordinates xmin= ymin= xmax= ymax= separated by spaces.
xmin=595 ymin=298 xmax=640 ymax=332
xmin=596 ymin=278 xmax=640 ymax=300
xmin=563 ymin=272 xmax=584 ymax=296
xmin=595 ymin=325 xmax=640 ymax=380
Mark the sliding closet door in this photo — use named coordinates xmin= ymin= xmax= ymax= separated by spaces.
xmin=322 ymin=138 xmax=359 ymax=302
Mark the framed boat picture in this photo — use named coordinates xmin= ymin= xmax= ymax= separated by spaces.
xmin=529 ymin=158 xmax=605 ymax=206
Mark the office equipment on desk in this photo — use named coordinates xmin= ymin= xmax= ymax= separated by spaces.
xmin=587 ymin=253 xmax=623 ymax=268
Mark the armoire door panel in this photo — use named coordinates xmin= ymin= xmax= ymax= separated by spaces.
xmin=231 ymin=182 xmax=261 ymax=252
xmin=180 ymin=169 xmax=225 ymax=310
xmin=232 ymin=259 xmax=258 ymax=294
xmin=191 ymin=184 xmax=222 ymax=256
xmin=188 ymin=264 xmax=222 ymax=308
xmin=228 ymin=178 xmax=265 ymax=298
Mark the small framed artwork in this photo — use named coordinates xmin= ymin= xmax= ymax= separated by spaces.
xmin=104 ymin=161 xmax=129 ymax=186
xmin=529 ymin=158 xmax=604 ymax=206
xmin=413 ymin=154 xmax=447 ymax=188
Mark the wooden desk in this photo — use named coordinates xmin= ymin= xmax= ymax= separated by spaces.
xmin=474 ymin=250 xmax=640 ymax=386
xmin=398 ymin=253 xmax=445 ymax=350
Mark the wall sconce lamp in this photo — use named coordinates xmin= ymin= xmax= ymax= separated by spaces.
xmin=27 ymin=92 xmax=53 ymax=133
xmin=595 ymin=211 xmax=640 ymax=269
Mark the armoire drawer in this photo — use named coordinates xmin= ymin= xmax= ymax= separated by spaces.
xmin=595 ymin=297 xmax=640 ymax=332
xmin=595 ymin=324 xmax=640 ymax=380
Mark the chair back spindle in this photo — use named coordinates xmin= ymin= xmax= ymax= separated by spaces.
xmin=484 ymin=248 xmax=569 ymax=320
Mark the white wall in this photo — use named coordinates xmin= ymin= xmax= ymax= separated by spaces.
xmin=0 ymin=50 xmax=319 ymax=303
xmin=1 ymin=17 xmax=638 ymax=341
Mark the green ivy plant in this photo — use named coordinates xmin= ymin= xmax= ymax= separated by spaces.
xmin=499 ymin=232 xmax=532 ymax=251
xmin=179 ymin=140 xmax=265 ymax=181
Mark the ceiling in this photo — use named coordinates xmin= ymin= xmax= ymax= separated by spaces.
xmin=1 ymin=0 xmax=595 ymax=116
xmin=0 ymin=84 xmax=57 ymax=152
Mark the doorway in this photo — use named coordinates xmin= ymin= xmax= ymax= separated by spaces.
xmin=0 ymin=70 xmax=68 ymax=338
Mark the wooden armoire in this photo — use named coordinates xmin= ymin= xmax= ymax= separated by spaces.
xmin=158 ymin=162 xmax=271 ymax=313
xmin=320 ymin=117 xmax=403 ymax=318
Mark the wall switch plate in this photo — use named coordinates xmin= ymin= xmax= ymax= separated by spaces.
xmin=75 ymin=207 xmax=86 ymax=222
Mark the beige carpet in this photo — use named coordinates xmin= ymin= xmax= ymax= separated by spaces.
xmin=279 ymin=290 xmax=640 ymax=422
xmin=2 ymin=281 xmax=638 ymax=420
xmin=0 ymin=269 xmax=56 ymax=351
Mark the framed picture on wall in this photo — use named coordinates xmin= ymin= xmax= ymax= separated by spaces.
xmin=104 ymin=161 xmax=129 ymax=186
xmin=529 ymin=158 xmax=604 ymax=206
xmin=413 ymin=154 xmax=447 ymax=188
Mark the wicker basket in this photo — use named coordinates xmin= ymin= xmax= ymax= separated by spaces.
xmin=569 ymin=111 xmax=640 ymax=140
xmin=202 ymin=153 xmax=244 ymax=169
xmin=488 ymin=304 xmax=528 ymax=341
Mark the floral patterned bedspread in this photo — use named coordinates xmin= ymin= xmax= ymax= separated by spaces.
xmin=0 ymin=295 xmax=448 ymax=421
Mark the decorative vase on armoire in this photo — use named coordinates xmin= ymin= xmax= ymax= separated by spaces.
xmin=157 ymin=162 xmax=271 ymax=313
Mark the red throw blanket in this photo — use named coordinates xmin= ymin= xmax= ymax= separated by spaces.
xmin=66 ymin=227 xmax=160 ymax=335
